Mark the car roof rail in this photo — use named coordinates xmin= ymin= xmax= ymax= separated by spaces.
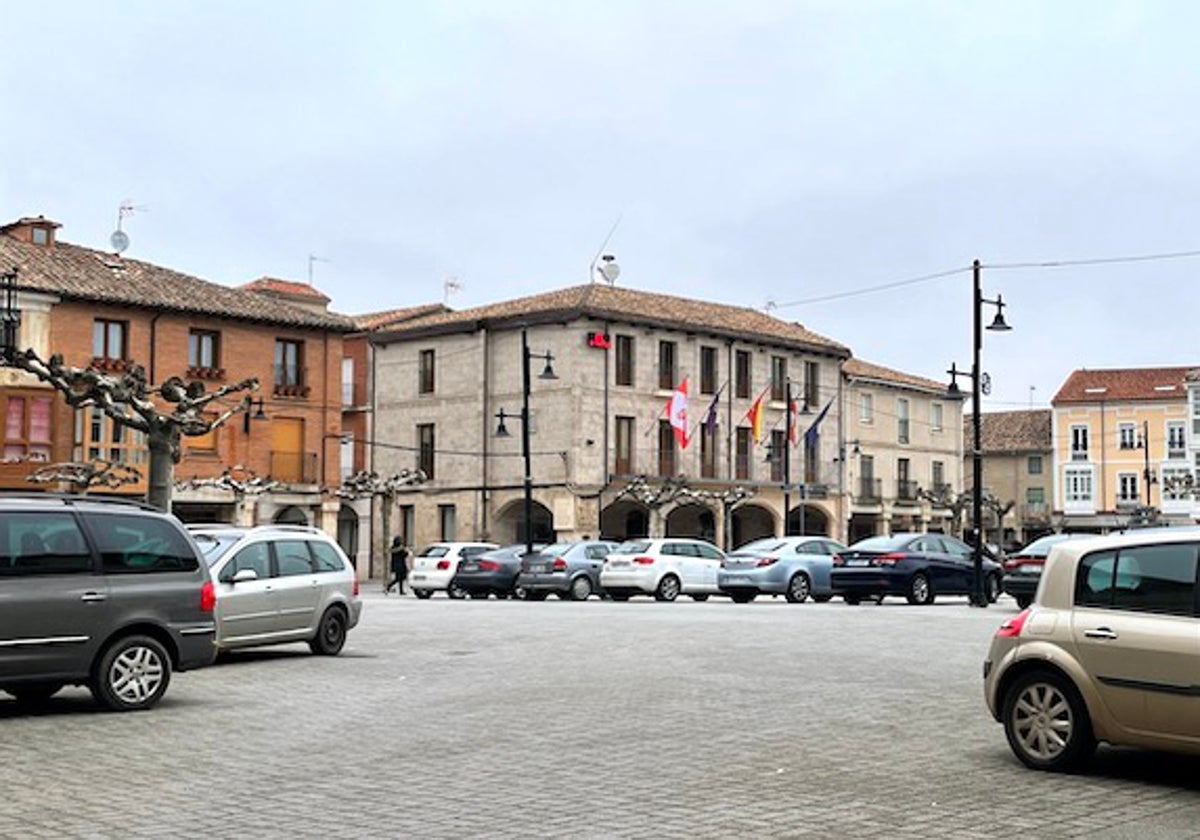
xmin=248 ymin=524 xmax=324 ymax=535
xmin=0 ymin=491 xmax=162 ymax=512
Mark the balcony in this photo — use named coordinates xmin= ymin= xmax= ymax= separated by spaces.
xmin=269 ymin=451 xmax=318 ymax=484
xmin=895 ymin=479 xmax=919 ymax=502
xmin=1020 ymin=503 xmax=1050 ymax=523
xmin=857 ymin=477 xmax=882 ymax=503
xmin=274 ymin=365 xmax=309 ymax=398
xmin=1070 ymin=449 xmax=1089 ymax=462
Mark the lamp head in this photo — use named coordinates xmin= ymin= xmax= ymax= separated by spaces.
xmin=494 ymin=409 xmax=511 ymax=437
xmin=987 ymin=295 xmax=1013 ymax=332
xmin=538 ymin=355 xmax=557 ymax=380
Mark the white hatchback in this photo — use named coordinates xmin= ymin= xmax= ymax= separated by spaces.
xmin=600 ymin=538 xmax=725 ymax=602
xmin=410 ymin=542 xmax=498 ymax=599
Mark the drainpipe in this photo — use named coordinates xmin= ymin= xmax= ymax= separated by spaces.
xmin=480 ymin=327 xmax=490 ymax=540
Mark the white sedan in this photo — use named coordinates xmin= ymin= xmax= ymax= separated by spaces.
xmin=600 ymin=538 xmax=725 ymax=602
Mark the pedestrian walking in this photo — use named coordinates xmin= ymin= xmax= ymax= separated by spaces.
xmin=385 ymin=537 xmax=410 ymax=595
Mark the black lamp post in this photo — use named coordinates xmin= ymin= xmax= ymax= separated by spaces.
xmin=1 ymin=267 xmax=20 ymax=365
xmin=495 ymin=329 xmax=556 ymax=557
xmin=947 ymin=259 xmax=1012 ymax=608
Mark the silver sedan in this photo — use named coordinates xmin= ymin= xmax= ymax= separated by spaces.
xmin=717 ymin=537 xmax=845 ymax=604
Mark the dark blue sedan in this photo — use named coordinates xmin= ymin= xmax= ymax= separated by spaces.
xmin=830 ymin=533 xmax=1003 ymax=605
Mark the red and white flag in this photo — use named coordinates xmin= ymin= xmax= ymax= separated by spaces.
xmin=666 ymin=377 xmax=690 ymax=449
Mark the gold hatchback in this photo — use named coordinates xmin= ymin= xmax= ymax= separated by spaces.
xmin=984 ymin=529 xmax=1200 ymax=772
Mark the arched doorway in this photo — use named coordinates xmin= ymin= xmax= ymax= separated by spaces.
xmin=665 ymin=503 xmax=716 ymax=542
xmin=274 ymin=506 xmax=310 ymax=526
xmin=336 ymin=505 xmax=358 ymax=567
xmin=730 ymin=503 xmax=774 ymax=549
xmin=786 ymin=503 xmax=830 ymax=537
xmin=493 ymin=499 xmax=555 ymax=546
xmin=600 ymin=500 xmax=649 ymax=542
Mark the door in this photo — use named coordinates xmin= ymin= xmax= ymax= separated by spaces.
xmin=938 ymin=536 xmax=976 ymax=594
xmin=695 ymin=543 xmax=724 ymax=591
xmin=270 ymin=418 xmax=306 ymax=483
xmin=214 ymin=542 xmax=278 ymax=644
xmin=911 ymin=535 xmax=958 ymax=592
xmin=272 ymin=539 xmax=322 ymax=634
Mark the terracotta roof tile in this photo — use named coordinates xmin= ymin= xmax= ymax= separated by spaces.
xmin=1051 ymin=367 xmax=1195 ymax=404
xmin=0 ymin=232 xmax=354 ymax=331
xmin=240 ymin=277 xmax=331 ymax=302
xmin=964 ymin=409 xmax=1051 ymax=452
xmin=373 ymin=284 xmax=851 ymax=356
xmin=843 ymin=357 xmax=947 ymax=394
xmin=351 ymin=304 xmax=449 ymax=331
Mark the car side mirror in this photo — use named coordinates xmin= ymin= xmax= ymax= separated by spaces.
xmin=231 ymin=568 xmax=259 ymax=584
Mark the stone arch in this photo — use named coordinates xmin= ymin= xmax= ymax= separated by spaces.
xmin=730 ymin=503 xmax=775 ymax=550
xmin=787 ymin=503 xmax=830 ymax=537
xmin=665 ymin=502 xmax=716 ymax=542
xmin=274 ymin=505 xmax=310 ymax=526
xmin=336 ymin=504 xmax=359 ymax=567
xmin=600 ymin=499 xmax=650 ymax=542
xmin=493 ymin=499 xmax=555 ymax=546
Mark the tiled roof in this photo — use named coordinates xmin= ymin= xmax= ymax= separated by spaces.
xmin=351 ymin=304 xmax=449 ymax=332
xmin=0 ymin=232 xmax=354 ymax=331
xmin=240 ymin=277 xmax=331 ymax=302
xmin=1052 ymin=367 xmax=1195 ymax=404
xmin=964 ymin=409 xmax=1051 ymax=453
xmin=373 ymin=284 xmax=851 ymax=356
xmin=843 ymin=357 xmax=946 ymax=394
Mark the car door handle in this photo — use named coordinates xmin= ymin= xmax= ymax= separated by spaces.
xmin=1084 ymin=627 xmax=1118 ymax=640
xmin=81 ymin=592 xmax=107 ymax=603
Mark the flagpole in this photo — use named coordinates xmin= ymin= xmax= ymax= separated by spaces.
xmin=783 ymin=380 xmax=791 ymax=536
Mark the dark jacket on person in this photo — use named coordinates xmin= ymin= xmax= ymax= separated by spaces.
xmin=390 ymin=546 xmax=409 ymax=577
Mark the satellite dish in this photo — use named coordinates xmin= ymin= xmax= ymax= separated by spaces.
xmin=110 ymin=230 xmax=130 ymax=254
xmin=597 ymin=254 xmax=620 ymax=285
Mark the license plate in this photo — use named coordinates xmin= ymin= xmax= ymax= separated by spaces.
xmin=1018 ymin=565 xmax=1042 ymax=575
xmin=846 ymin=559 xmax=870 ymax=567
xmin=412 ymin=573 xmax=426 ymax=581
xmin=459 ymin=563 xmax=478 ymax=573
xmin=610 ymin=560 xmax=629 ymax=567
xmin=726 ymin=576 xmax=750 ymax=585
xmin=528 ymin=563 xmax=548 ymax=574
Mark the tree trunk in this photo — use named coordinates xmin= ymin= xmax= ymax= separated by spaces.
xmin=147 ymin=429 xmax=177 ymax=513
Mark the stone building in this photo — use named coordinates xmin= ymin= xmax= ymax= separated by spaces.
xmin=963 ymin=409 xmax=1053 ymax=549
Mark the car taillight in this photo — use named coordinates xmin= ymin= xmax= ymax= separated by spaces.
xmin=200 ymin=580 xmax=215 ymax=613
xmin=1004 ymin=555 xmax=1032 ymax=572
xmin=831 ymin=554 xmax=844 ymax=567
xmin=872 ymin=553 xmax=906 ymax=567
xmin=755 ymin=556 xmax=778 ymax=567
xmin=996 ymin=608 xmax=1031 ymax=638
xmin=352 ymin=577 xmax=360 ymax=597
xmin=552 ymin=557 xmax=567 ymax=571
xmin=437 ymin=560 xmax=450 ymax=570
xmin=634 ymin=556 xmax=655 ymax=565
xmin=478 ymin=560 xmax=500 ymax=571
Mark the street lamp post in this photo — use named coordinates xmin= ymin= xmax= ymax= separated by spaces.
xmin=495 ymin=329 xmax=556 ymax=558
xmin=947 ymin=259 xmax=1012 ymax=608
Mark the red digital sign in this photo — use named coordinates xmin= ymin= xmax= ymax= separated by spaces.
xmin=587 ymin=331 xmax=611 ymax=350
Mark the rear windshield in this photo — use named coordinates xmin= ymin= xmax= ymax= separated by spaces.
xmin=418 ymin=545 xmax=449 ymax=558
xmin=731 ymin=539 xmax=785 ymax=556
xmin=539 ymin=543 xmax=572 ymax=557
xmin=193 ymin=533 xmax=242 ymax=564
xmin=83 ymin=512 xmax=201 ymax=573
xmin=614 ymin=540 xmax=651 ymax=554
xmin=848 ymin=535 xmax=911 ymax=552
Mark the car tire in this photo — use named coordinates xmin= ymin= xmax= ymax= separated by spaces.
xmin=906 ymin=573 xmax=934 ymax=605
xmin=844 ymin=594 xmax=862 ymax=605
xmin=785 ymin=572 xmax=812 ymax=604
xmin=690 ymin=594 xmax=709 ymax=602
xmin=730 ymin=592 xmax=756 ymax=604
xmin=569 ymin=576 xmax=593 ymax=601
xmin=1002 ymin=669 xmax=1095 ymax=773
xmin=986 ymin=574 xmax=1002 ymax=604
xmin=310 ymin=607 xmax=348 ymax=656
xmin=90 ymin=635 xmax=172 ymax=712
xmin=447 ymin=583 xmax=468 ymax=600
xmin=6 ymin=683 xmax=64 ymax=706
xmin=413 ymin=589 xmax=433 ymax=600
xmin=654 ymin=575 xmax=681 ymax=602
xmin=1016 ymin=594 xmax=1033 ymax=609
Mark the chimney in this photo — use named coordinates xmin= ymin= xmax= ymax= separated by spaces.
xmin=0 ymin=215 xmax=61 ymax=247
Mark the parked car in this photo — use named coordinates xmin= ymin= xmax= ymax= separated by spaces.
xmin=190 ymin=524 xmax=362 ymax=656
xmin=452 ymin=544 xmax=544 ymax=599
xmin=409 ymin=541 xmax=498 ymax=598
xmin=1002 ymin=533 xmax=1099 ymax=608
xmin=984 ymin=529 xmax=1200 ymax=772
xmin=600 ymin=538 xmax=725 ymax=601
xmin=0 ymin=495 xmax=217 ymax=711
xmin=517 ymin=540 xmax=618 ymax=601
xmin=831 ymin=533 xmax=1004 ymax=605
xmin=718 ymin=536 xmax=846 ymax=603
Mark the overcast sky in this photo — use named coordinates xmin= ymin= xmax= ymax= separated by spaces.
xmin=4 ymin=1 xmax=1198 ymax=412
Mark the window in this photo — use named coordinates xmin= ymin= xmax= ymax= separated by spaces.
xmin=701 ymin=423 xmax=716 ymax=478
xmin=658 ymin=420 xmax=676 ymax=476
xmin=340 ymin=433 xmax=354 ymax=479
xmin=93 ymin=319 xmax=126 ymax=361
xmin=860 ymin=393 xmax=874 ymax=423
xmin=3 ymin=394 xmax=52 ymax=463
xmin=658 ymin=341 xmax=677 ymax=390
xmin=770 ymin=356 xmax=787 ymax=402
xmin=274 ymin=339 xmax=304 ymax=387
xmin=735 ymin=351 xmax=751 ymax=399
xmin=1163 ymin=467 xmax=1194 ymax=501
xmin=770 ymin=429 xmax=786 ymax=482
xmin=804 ymin=361 xmax=819 ymax=408
xmin=342 ymin=358 xmax=354 ymax=405
xmin=1070 ymin=425 xmax=1089 ymax=461
xmin=1168 ymin=421 xmax=1186 ymax=459
xmin=931 ymin=403 xmax=944 ymax=432
xmin=932 ymin=460 xmax=945 ymax=491
xmin=418 ymin=423 xmax=435 ymax=480
xmin=1027 ymin=455 xmax=1043 ymax=475
xmin=310 ymin=541 xmax=346 ymax=573
xmin=859 ymin=454 xmax=877 ymax=499
xmin=700 ymin=347 xmax=717 ymax=395
xmin=1026 ymin=486 xmax=1045 ymax=505
xmin=897 ymin=398 xmax=910 ymax=444
xmin=399 ymin=505 xmax=415 ymax=547
xmin=615 ymin=335 xmax=634 ymax=387
xmin=79 ymin=408 xmax=147 ymax=466
xmin=85 ymin=513 xmax=199 ymax=574
xmin=0 ymin=512 xmax=92 ymax=576
xmin=1118 ymin=472 xmax=1140 ymax=504
xmin=275 ymin=540 xmax=315 ymax=577
xmin=188 ymin=330 xmax=220 ymax=371
xmin=1064 ymin=466 xmax=1094 ymax=503
xmin=1194 ymin=397 xmax=1200 ymax=436
xmin=1118 ymin=423 xmax=1137 ymax=450
xmin=615 ymin=416 xmax=634 ymax=474
xmin=219 ymin=543 xmax=270 ymax=583
xmin=1076 ymin=544 xmax=1198 ymax=616
xmin=736 ymin=427 xmax=752 ymax=480
xmin=439 ymin=504 xmax=457 ymax=541
xmin=419 ymin=349 xmax=435 ymax=394
xmin=31 ymin=227 xmax=48 ymax=245
xmin=897 ymin=458 xmax=913 ymax=499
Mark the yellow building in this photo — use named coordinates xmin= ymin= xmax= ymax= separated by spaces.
xmin=1051 ymin=367 xmax=1196 ymax=529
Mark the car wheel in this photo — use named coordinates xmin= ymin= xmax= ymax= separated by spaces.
xmin=785 ymin=572 xmax=812 ymax=604
xmin=413 ymin=589 xmax=433 ymax=600
xmin=654 ymin=575 xmax=681 ymax=602
xmin=90 ymin=635 xmax=171 ymax=712
xmin=310 ymin=607 xmax=348 ymax=656
xmin=690 ymin=594 xmax=709 ymax=602
xmin=986 ymin=574 xmax=1002 ymax=604
xmin=512 ymin=585 xmax=528 ymax=600
xmin=447 ymin=583 xmax=468 ymax=600
xmin=569 ymin=576 xmax=593 ymax=601
xmin=843 ymin=594 xmax=862 ymax=605
xmin=730 ymin=592 xmax=756 ymax=604
xmin=6 ymin=683 xmax=64 ymax=706
xmin=1002 ymin=669 xmax=1095 ymax=772
xmin=1016 ymin=594 xmax=1033 ymax=609
xmin=906 ymin=573 xmax=934 ymax=605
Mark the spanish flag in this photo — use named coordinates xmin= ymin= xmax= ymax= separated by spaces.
xmin=746 ymin=389 xmax=767 ymax=443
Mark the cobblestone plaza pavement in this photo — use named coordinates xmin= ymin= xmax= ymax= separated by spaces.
xmin=3 ymin=593 xmax=1200 ymax=839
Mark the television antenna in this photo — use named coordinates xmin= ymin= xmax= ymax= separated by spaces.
xmin=308 ymin=254 xmax=330 ymax=285
xmin=110 ymin=199 xmax=148 ymax=254
xmin=444 ymin=277 xmax=462 ymax=304
xmin=589 ymin=214 xmax=623 ymax=284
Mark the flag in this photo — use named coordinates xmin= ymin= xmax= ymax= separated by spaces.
xmin=788 ymin=398 xmax=800 ymax=445
xmin=803 ymin=398 xmax=833 ymax=451
xmin=745 ymin=389 xmax=767 ymax=443
xmin=703 ymin=384 xmax=724 ymax=436
xmin=666 ymin=377 xmax=690 ymax=449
